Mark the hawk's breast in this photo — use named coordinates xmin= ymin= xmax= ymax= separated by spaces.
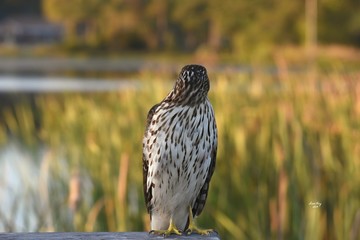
xmin=144 ymin=100 xmax=216 ymax=213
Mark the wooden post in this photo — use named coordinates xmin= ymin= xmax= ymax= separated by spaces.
xmin=0 ymin=232 xmax=221 ymax=240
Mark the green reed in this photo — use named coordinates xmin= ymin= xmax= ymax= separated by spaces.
xmin=0 ymin=69 xmax=359 ymax=239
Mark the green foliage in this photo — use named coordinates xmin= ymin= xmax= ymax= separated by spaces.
xmin=1 ymin=0 xmax=360 ymax=58
xmin=38 ymin=0 xmax=360 ymax=57
xmin=1 ymin=69 xmax=359 ymax=239
xmin=319 ymin=0 xmax=360 ymax=44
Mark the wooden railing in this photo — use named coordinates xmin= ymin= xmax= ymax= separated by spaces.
xmin=0 ymin=232 xmax=221 ymax=239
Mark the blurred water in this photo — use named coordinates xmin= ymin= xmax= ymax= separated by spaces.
xmin=0 ymin=57 xmax=174 ymax=73
xmin=0 ymin=70 xmax=143 ymax=231
xmin=0 ymin=57 xmax=307 ymax=77
xmin=0 ymin=142 xmax=46 ymax=231
xmin=0 ymin=71 xmax=130 ymax=231
xmin=0 ymin=140 xmax=93 ymax=231
xmin=0 ymin=75 xmax=140 ymax=92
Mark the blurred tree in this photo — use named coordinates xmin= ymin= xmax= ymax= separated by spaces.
xmin=145 ymin=0 xmax=170 ymax=50
xmin=319 ymin=0 xmax=360 ymax=46
xmin=98 ymin=0 xmax=147 ymax=50
xmin=39 ymin=0 xmax=360 ymax=55
xmin=230 ymin=0 xmax=303 ymax=60
xmin=171 ymin=0 xmax=208 ymax=51
xmin=43 ymin=0 xmax=104 ymax=47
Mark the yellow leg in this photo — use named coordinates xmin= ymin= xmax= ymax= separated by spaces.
xmin=186 ymin=206 xmax=214 ymax=235
xmin=149 ymin=217 xmax=182 ymax=237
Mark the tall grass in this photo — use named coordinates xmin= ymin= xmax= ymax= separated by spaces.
xmin=0 ymin=68 xmax=359 ymax=239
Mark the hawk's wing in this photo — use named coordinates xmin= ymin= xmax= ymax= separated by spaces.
xmin=191 ymin=144 xmax=217 ymax=217
xmin=143 ymin=103 xmax=160 ymax=213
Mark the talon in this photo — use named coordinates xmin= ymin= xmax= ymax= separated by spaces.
xmin=188 ymin=227 xmax=213 ymax=235
xmin=185 ymin=206 xmax=214 ymax=235
xmin=149 ymin=218 xmax=182 ymax=236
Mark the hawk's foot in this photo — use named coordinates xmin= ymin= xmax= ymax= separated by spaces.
xmin=149 ymin=218 xmax=182 ymax=237
xmin=185 ymin=206 xmax=214 ymax=235
xmin=186 ymin=225 xmax=214 ymax=235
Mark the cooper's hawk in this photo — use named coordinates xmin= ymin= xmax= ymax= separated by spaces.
xmin=142 ymin=64 xmax=217 ymax=236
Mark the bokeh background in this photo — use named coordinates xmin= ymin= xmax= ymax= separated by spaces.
xmin=0 ymin=1 xmax=360 ymax=239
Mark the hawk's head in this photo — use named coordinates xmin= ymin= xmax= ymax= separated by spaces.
xmin=167 ymin=64 xmax=210 ymax=105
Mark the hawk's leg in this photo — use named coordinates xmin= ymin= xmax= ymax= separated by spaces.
xmin=185 ymin=206 xmax=214 ymax=235
xmin=149 ymin=217 xmax=182 ymax=237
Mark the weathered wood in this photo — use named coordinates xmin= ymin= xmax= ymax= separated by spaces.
xmin=0 ymin=232 xmax=220 ymax=240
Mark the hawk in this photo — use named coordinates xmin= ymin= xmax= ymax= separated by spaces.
xmin=142 ymin=64 xmax=217 ymax=236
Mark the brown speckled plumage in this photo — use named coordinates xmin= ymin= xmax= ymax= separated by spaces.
xmin=143 ymin=64 xmax=217 ymax=231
